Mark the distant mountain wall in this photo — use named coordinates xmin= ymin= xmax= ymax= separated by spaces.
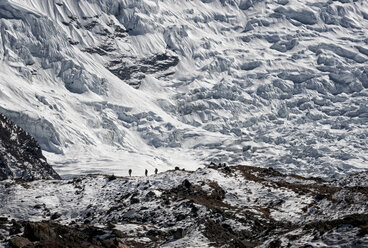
xmin=0 ymin=0 xmax=368 ymax=178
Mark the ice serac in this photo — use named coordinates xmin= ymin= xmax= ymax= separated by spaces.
xmin=0 ymin=0 xmax=368 ymax=178
xmin=0 ymin=113 xmax=61 ymax=180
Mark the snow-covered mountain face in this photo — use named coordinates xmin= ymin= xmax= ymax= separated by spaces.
xmin=0 ymin=0 xmax=368 ymax=178
xmin=0 ymin=113 xmax=60 ymax=180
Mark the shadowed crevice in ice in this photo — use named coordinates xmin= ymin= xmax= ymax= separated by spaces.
xmin=107 ymin=53 xmax=179 ymax=88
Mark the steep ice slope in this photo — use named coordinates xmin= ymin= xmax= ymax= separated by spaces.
xmin=0 ymin=0 xmax=368 ymax=178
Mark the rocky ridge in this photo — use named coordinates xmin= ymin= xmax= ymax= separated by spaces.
xmin=0 ymin=113 xmax=60 ymax=180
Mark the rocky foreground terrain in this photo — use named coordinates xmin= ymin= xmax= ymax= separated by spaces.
xmin=0 ymin=163 xmax=367 ymax=247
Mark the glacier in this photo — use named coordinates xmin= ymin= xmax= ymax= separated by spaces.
xmin=0 ymin=0 xmax=368 ymax=178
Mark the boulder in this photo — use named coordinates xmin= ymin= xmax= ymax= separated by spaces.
xmin=182 ymin=179 xmax=192 ymax=189
xmin=9 ymin=237 xmax=31 ymax=248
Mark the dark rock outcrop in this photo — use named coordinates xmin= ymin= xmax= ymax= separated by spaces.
xmin=21 ymin=221 xmax=127 ymax=248
xmin=0 ymin=113 xmax=60 ymax=180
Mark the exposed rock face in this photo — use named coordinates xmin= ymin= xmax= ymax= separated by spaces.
xmin=0 ymin=113 xmax=60 ymax=180
xmin=8 ymin=221 xmax=128 ymax=248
